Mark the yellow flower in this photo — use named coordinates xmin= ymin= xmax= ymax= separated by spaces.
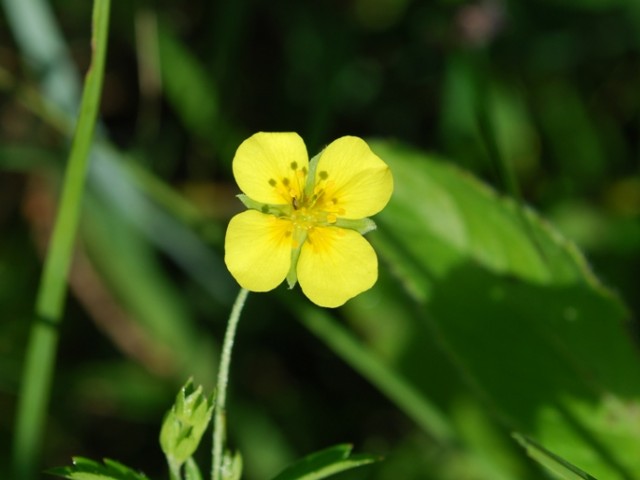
xmin=224 ymin=132 xmax=393 ymax=308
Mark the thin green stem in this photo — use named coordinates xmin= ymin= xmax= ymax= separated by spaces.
xmin=169 ymin=463 xmax=181 ymax=480
xmin=12 ymin=1 xmax=111 ymax=479
xmin=211 ymin=288 xmax=249 ymax=480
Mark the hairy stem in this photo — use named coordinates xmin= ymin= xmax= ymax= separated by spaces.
xmin=211 ymin=288 xmax=249 ymax=480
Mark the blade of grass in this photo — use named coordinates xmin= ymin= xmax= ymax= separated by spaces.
xmin=290 ymin=300 xmax=456 ymax=445
xmin=12 ymin=1 xmax=111 ymax=478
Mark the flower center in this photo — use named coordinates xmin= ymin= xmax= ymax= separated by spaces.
xmin=267 ymin=163 xmax=346 ymax=229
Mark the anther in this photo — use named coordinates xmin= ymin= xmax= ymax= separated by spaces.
xmin=290 ymin=161 xmax=298 ymax=170
xmin=319 ymin=171 xmax=329 ymax=180
xmin=268 ymin=178 xmax=277 ymax=186
xmin=282 ymin=177 xmax=290 ymax=186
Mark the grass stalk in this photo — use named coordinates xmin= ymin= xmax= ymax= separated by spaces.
xmin=12 ymin=1 xmax=111 ymax=478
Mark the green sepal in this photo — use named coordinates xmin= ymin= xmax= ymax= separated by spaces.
xmin=333 ymin=217 xmax=377 ymax=235
xmin=304 ymin=151 xmax=322 ymax=197
xmin=237 ymin=194 xmax=290 ymax=216
xmin=286 ymin=229 xmax=307 ymax=288
xmin=159 ymin=378 xmax=214 ymax=469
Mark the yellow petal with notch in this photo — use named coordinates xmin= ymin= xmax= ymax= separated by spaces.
xmin=224 ymin=210 xmax=292 ymax=291
xmin=314 ymin=136 xmax=393 ymax=219
xmin=233 ymin=132 xmax=309 ymax=205
xmin=297 ymin=227 xmax=377 ymax=307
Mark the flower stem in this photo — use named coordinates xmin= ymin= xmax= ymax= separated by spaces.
xmin=211 ymin=288 xmax=249 ymax=480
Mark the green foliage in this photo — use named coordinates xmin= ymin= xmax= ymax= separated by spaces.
xmin=514 ymin=434 xmax=598 ymax=480
xmin=11 ymin=0 xmax=111 ymax=478
xmin=47 ymin=458 xmax=149 ymax=480
xmin=2 ymin=1 xmax=640 ymax=480
xmin=160 ymin=379 xmax=214 ymax=473
xmin=221 ymin=451 xmax=243 ymax=480
xmin=356 ymin=141 xmax=640 ymax=478
xmin=271 ymin=444 xmax=378 ymax=480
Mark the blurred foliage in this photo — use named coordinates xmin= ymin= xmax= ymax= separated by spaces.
xmin=1 ymin=0 xmax=640 ymax=479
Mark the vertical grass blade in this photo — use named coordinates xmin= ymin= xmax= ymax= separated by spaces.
xmin=12 ymin=1 xmax=111 ymax=478
xmin=292 ymin=301 xmax=456 ymax=445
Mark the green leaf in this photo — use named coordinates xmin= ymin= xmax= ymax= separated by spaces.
xmin=271 ymin=444 xmax=378 ymax=480
xmin=222 ymin=451 xmax=243 ymax=480
xmin=514 ymin=434 xmax=598 ymax=480
xmin=47 ymin=457 xmax=149 ymax=480
xmin=366 ymin=140 xmax=640 ymax=479
xmin=160 ymin=379 xmax=214 ymax=468
xmin=370 ymin=139 xmax=598 ymax=299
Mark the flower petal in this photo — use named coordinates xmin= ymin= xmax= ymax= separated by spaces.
xmin=314 ymin=136 xmax=393 ymax=219
xmin=224 ymin=210 xmax=292 ymax=291
xmin=233 ymin=132 xmax=309 ymax=205
xmin=297 ymin=227 xmax=377 ymax=307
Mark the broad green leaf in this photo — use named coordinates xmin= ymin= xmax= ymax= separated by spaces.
xmin=365 ymin=140 xmax=640 ymax=479
xmin=271 ymin=444 xmax=378 ymax=480
xmin=514 ymin=434 xmax=598 ymax=480
xmin=370 ymin=139 xmax=597 ymax=298
xmin=48 ymin=457 xmax=149 ymax=480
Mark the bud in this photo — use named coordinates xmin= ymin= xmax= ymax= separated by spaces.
xmin=160 ymin=379 xmax=214 ymax=469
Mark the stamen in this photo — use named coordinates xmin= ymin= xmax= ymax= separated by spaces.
xmin=282 ymin=177 xmax=290 ymax=186
xmin=290 ymin=161 xmax=298 ymax=170
xmin=318 ymin=171 xmax=328 ymax=180
xmin=268 ymin=178 xmax=277 ymax=187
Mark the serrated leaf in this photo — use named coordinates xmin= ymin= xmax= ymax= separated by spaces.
xmin=160 ymin=379 xmax=214 ymax=468
xmin=366 ymin=140 xmax=640 ymax=479
xmin=370 ymin=140 xmax=598 ymax=300
xmin=47 ymin=457 xmax=149 ymax=480
xmin=271 ymin=444 xmax=378 ymax=480
xmin=514 ymin=434 xmax=598 ymax=480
